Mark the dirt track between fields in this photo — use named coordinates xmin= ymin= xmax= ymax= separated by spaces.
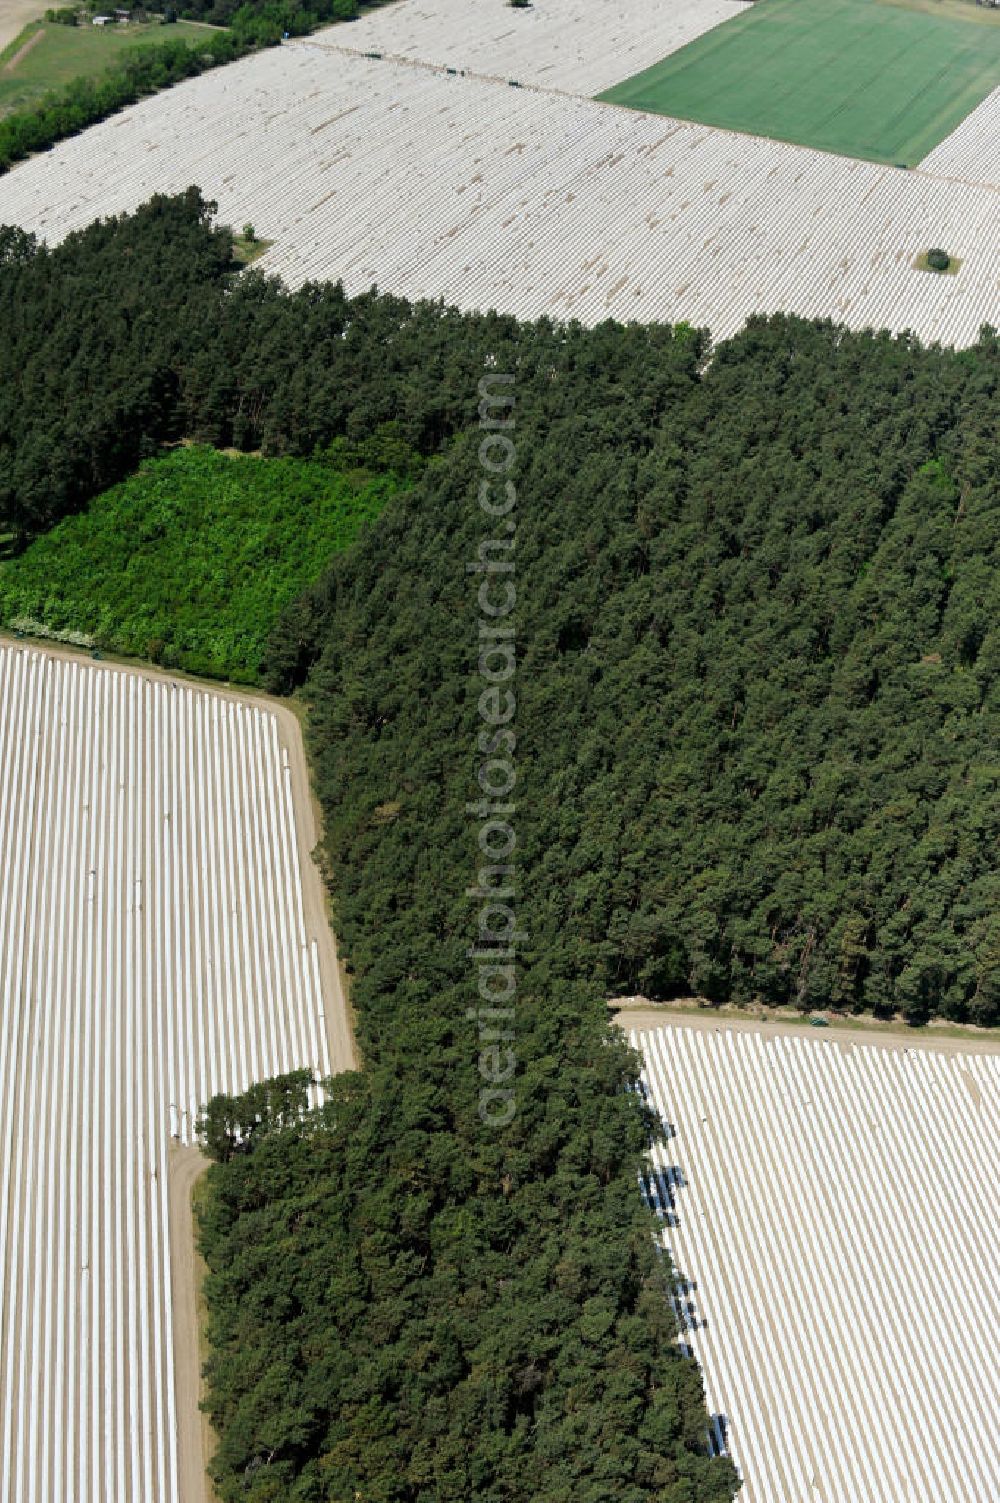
xmin=611 ymin=1000 xmax=1000 ymax=1056
xmin=168 ymin=1146 xmax=213 ymax=1503
xmin=3 ymin=22 xmax=41 ymax=71
xmin=0 ymin=0 xmax=42 ymax=55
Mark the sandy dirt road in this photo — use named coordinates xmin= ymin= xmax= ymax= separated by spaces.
xmin=168 ymin=1147 xmax=213 ymax=1503
xmin=3 ymin=23 xmax=41 ymax=70
xmin=275 ymin=693 xmax=358 ymax=1077
xmin=0 ymin=0 xmax=42 ymax=54
xmin=611 ymin=999 xmax=1000 ymax=1057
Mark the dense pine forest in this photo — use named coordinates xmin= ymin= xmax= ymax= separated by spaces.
xmin=5 ymin=192 xmax=998 ymax=1025
xmin=281 ymin=317 xmax=1000 ymax=1028
xmin=3 ymin=191 xmax=1000 ymax=1501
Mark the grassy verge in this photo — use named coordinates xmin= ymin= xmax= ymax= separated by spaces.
xmin=0 ymin=18 xmax=216 ymax=117
xmin=0 ymin=446 xmax=405 ymax=684
xmin=232 ymin=230 xmax=273 ymax=264
xmin=914 ymin=249 xmax=963 ymax=275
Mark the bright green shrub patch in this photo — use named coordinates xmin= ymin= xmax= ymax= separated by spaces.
xmin=0 ymin=445 xmax=401 ymax=683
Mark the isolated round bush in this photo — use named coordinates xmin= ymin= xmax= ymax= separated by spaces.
xmin=926 ymin=248 xmax=951 ymax=272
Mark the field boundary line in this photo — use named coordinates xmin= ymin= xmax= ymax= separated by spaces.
xmin=611 ymin=1002 xmax=1000 ymax=1055
xmin=167 ymin=1145 xmax=214 ymax=1503
xmin=284 ymin=35 xmax=999 ymax=194
xmin=2 ymin=21 xmax=43 ymax=74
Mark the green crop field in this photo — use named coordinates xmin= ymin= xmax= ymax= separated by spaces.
xmin=599 ymin=0 xmax=1000 ymax=166
xmin=0 ymin=17 xmax=216 ymax=117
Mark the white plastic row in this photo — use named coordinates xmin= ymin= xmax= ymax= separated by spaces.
xmin=918 ymin=87 xmax=1000 ymax=190
xmin=632 ymin=1024 xmax=1000 ymax=1503
xmin=300 ymin=0 xmax=751 ymax=97
xmin=0 ymin=44 xmax=995 ymax=348
xmin=0 ymin=646 xmax=332 ymax=1503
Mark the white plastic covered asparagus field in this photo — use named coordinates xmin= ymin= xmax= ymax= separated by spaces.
xmin=633 ymin=1023 xmax=1000 ymax=1503
xmin=303 ymin=0 xmax=751 ymax=95
xmin=0 ymin=31 xmax=997 ymax=347
xmin=0 ymin=645 xmax=334 ymax=1503
xmin=918 ymin=86 xmax=1000 ymax=190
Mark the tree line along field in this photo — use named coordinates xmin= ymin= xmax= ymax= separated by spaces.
xmin=635 ymin=1024 xmax=1000 ymax=1503
xmin=599 ymin=0 xmax=1000 ymax=166
xmin=0 ymin=0 xmax=392 ymax=148
xmin=0 ymin=446 xmax=403 ymax=683
xmin=0 ymin=17 xmax=216 ymax=118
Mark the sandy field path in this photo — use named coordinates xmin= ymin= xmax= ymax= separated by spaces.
xmin=168 ymin=1147 xmax=213 ymax=1503
xmin=3 ymin=22 xmax=41 ymax=70
xmin=0 ymin=0 xmax=42 ymax=55
xmin=611 ymin=999 xmax=1000 ymax=1057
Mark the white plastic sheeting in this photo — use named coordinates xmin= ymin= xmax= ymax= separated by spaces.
xmin=0 ymin=45 xmax=996 ymax=346
xmin=633 ymin=1023 xmax=1000 ymax=1503
xmin=919 ymin=87 xmax=1000 ymax=190
xmin=301 ymin=0 xmax=750 ymax=96
xmin=0 ymin=647 xmax=331 ymax=1503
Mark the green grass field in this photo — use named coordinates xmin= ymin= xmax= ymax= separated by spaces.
xmin=0 ymin=17 xmax=216 ymax=117
xmin=599 ymin=0 xmax=1000 ymax=166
